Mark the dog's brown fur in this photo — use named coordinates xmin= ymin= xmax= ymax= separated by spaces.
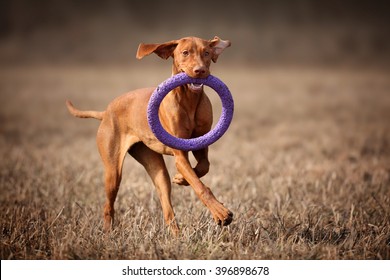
xmin=66 ymin=36 xmax=232 ymax=235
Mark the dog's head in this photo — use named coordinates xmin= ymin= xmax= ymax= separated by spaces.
xmin=137 ymin=36 xmax=231 ymax=86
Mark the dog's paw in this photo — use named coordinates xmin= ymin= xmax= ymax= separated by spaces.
xmin=219 ymin=210 xmax=234 ymax=226
xmin=172 ymin=173 xmax=190 ymax=186
xmin=212 ymin=206 xmax=234 ymax=226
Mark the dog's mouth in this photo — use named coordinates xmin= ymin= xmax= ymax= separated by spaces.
xmin=177 ymin=69 xmax=206 ymax=92
xmin=188 ymin=83 xmax=204 ymax=92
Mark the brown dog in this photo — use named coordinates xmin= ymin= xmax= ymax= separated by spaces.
xmin=66 ymin=36 xmax=233 ymax=235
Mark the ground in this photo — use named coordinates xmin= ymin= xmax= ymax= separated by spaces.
xmin=0 ymin=63 xmax=389 ymax=259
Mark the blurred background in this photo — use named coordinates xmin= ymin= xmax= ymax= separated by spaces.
xmin=1 ymin=0 xmax=390 ymax=259
xmin=1 ymin=0 xmax=389 ymax=67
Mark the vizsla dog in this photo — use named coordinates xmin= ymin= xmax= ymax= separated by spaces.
xmin=66 ymin=36 xmax=233 ymax=235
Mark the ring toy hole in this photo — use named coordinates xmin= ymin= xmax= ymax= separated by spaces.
xmin=147 ymin=73 xmax=234 ymax=151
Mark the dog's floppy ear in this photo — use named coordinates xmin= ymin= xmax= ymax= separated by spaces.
xmin=136 ymin=40 xmax=178 ymax=60
xmin=209 ymin=36 xmax=231 ymax=63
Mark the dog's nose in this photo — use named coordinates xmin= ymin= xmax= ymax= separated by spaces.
xmin=193 ymin=66 xmax=207 ymax=77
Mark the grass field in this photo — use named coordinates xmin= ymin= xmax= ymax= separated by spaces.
xmin=1 ymin=63 xmax=389 ymax=259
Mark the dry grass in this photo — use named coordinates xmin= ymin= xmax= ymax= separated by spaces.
xmin=1 ymin=64 xmax=389 ymax=259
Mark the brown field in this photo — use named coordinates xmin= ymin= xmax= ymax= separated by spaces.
xmin=1 ymin=63 xmax=389 ymax=259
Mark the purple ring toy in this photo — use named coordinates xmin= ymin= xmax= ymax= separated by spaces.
xmin=147 ymin=73 xmax=234 ymax=151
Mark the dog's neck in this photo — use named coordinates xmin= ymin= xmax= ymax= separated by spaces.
xmin=159 ymin=66 xmax=205 ymax=126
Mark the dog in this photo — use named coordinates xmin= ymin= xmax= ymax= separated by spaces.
xmin=66 ymin=36 xmax=233 ymax=235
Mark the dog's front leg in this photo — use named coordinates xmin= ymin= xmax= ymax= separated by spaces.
xmin=173 ymin=150 xmax=233 ymax=226
xmin=172 ymin=148 xmax=210 ymax=186
xmin=192 ymin=148 xmax=210 ymax=178
xmin=130 ymin=143 xmax=179 ymax=236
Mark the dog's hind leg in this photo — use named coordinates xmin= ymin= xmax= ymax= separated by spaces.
xmin=96 ymin=120 xmax=128 ymax=232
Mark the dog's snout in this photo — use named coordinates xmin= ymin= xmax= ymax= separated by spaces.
xmin=193 ymin=65 xmax=208 ymax=77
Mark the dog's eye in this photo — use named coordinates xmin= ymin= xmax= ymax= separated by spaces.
xmin=204 ymin=51 xmax=210 ymax=57
xmin=182 ymin=50 xmax=189 ymax=57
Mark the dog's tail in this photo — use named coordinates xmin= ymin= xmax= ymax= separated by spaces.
xmin=66 ymin=100 xmax=104 ymax=120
